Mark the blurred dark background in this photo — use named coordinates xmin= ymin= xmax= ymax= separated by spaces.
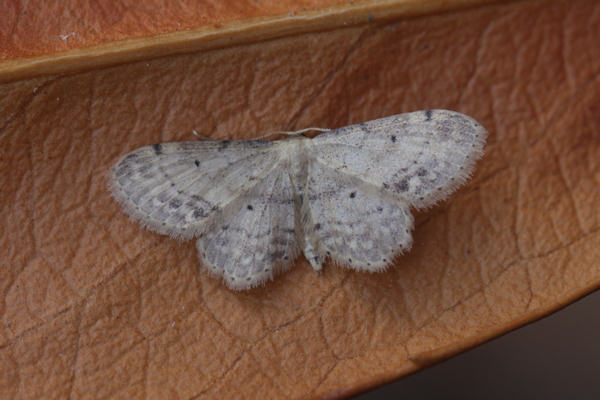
xmin=356 ymin=289 xmax=600 ymax=399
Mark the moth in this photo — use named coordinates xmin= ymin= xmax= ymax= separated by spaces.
xmin=109 ymin=110 xmax=487 ymax=290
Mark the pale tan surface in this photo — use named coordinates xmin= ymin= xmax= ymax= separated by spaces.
xmin=0 ymin=0 xmax=498 ymax=83
xmin=1 ymin=0 xmax=600 ymax=398
xmin=1 ymin=0 xmax=494 ymax=61
xmin=1 ymin=0 xmax=346 ymax=59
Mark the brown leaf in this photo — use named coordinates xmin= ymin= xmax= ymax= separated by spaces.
xmin=1 ymin=0 xmax=600 ymax=398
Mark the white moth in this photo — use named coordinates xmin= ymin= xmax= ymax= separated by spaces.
xmin=109 ymin=110 xmax=487 ymax=290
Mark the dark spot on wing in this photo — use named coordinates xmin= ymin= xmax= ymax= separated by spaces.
xmin=395 ymin=179 xmax=409 ymax=192
xmin=152 ymin=143 xmax=163 ymax=155
xmin=358 ymin=122 xmax=369 ymax=134
xmin=169 ymin=199 xmax=182 ymax=209
xmin=425 ymin=110 xmax=433 ymax=121
xmin=194 ymin=160 xmax=200 ymax=167
xmin=124 ymin=153 xmax=139 ymax=161
xmin=349 ymin=191 xmax=356 ymax=198
xmin=193 ymin=209 xmax=206 ymax=219
xmin=315 ymin=223 xmax=321 ymax=230
xmin=390 ymin=135 xmax=397 ymax=143
xmin=218 ymin=140 xmax=231 ymax=151
xmin=247 ymin=204 xmax=253 ymax=210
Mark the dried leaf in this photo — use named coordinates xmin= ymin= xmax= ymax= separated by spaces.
xmin=1 ymin=0 xmax=599 ymax=398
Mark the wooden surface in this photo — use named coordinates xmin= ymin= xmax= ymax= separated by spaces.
xmin=1 ymin=0 xmax=599 ymax=398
